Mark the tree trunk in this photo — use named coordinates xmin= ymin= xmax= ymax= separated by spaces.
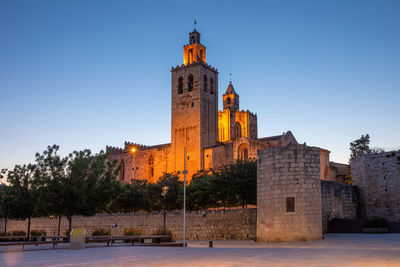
xmin=67 ymin=216 xmax=72 ymax=236
xmin=27 ymin=216 xmax=31 ymax=241
xmin=4 ymin=218 xmax=7 ymax=234
xmin=58 ymin=216 xmax=61 ymax=240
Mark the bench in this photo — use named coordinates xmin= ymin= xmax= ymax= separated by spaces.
xmin=0 ymin=235 xmax=176 ymax=250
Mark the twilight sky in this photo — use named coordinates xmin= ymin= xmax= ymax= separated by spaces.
xmin=1 ymin=0 xmax=399 ymax=170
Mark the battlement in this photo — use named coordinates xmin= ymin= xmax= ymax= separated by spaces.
xmin=106 ymin=146 xmax=125 ymax=154
xmin=171 ymin=62 xmax=218 ymax=73
xmin=124 ymin=141 xmax=149 ymax=150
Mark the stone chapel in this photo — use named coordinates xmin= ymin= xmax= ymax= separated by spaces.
xmin=106 ymin=29 xmax=343 ymax=183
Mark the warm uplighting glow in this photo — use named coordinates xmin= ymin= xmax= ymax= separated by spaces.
xmin=130 ymin=147 xmax=137 ymax=153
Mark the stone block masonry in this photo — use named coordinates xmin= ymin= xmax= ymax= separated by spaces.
xmin=351 ymin=151 xmax=400 ymax=222
xmin=321 ymin=180 xmax=359 ymax=232
xmin=257 ymin=145 xmax=322 ymax=242
xmin=0 ymin=209 xmax=256 ymax=240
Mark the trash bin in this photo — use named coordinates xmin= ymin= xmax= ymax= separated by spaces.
xmin=70 ymin=229 xmax=86 ymax=249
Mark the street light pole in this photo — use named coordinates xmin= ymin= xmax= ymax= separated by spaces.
xmin=183 ymin=146 xmax=187 ymax=247
xmin=162 ymin=186 xmax=169 ymax=233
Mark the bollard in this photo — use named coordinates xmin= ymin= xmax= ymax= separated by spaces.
xmin=209 ymin=240 xmax=213 ymax=248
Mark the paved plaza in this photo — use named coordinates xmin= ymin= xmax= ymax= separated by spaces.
xmin=0 ymin=234 xmax=399 ymax=266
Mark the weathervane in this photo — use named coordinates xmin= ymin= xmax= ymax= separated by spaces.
xmin=229 ymin=73 xmax=232 ymax=83
xmin=194 ymin=19 xmax=197 ymax=30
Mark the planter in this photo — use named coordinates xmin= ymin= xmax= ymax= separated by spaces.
xmin=362 ymin=227 xmax=389 ymax=233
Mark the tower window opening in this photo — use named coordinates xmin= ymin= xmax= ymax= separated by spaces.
xmin=204 ymin=75 xmax=208 ymax=92
xmin=178 ymin=77 xmax=183 ymax=94
xmin=227 ymin=97 xmax=231 ymax=104
xmin=189 ymin=49 xmax=194 ymax=64
xmin=188 ymin=74 xmax=194 ymax=92
xmin=210 ymin=78 xmax=215 ymax=94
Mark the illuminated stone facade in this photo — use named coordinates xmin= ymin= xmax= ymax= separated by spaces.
xmin=106 ymin=29 xmax=340 ymax=183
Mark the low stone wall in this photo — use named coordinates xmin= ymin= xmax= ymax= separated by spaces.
xmin=0 ymin=208 xmax=257 ymax=240
xmin=321 ymin=180 xmax=359 ymax=232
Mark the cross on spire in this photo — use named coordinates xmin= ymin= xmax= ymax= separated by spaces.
xmin=229 ymin=73 xmax=232 ymax=83
xmin=194 ymin=19 xmax=197 ymax=30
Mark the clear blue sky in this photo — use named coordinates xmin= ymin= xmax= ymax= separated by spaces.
xmin=1 ymin=0 xmax=399 ymax=170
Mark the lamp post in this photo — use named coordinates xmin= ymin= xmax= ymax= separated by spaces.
xmin=182 ymin=146 xmax=187 ymax=247
xmin=162 ymin=186 xmax=169 ymax=233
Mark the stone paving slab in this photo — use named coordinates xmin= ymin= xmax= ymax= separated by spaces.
xmin=0 ymin=234 xmax=399 ymax=267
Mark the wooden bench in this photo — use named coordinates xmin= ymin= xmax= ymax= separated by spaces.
xmin=85 ymin=235 xmax=172 ymax=246
xmin=0 ymin=240 xmax=66 ymax=250
xmin=0 ymin=235 xmax=175 ymax=250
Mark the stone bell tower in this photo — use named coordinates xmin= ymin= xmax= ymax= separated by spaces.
xmin=171 ymin=29 xmax=219 ymax=179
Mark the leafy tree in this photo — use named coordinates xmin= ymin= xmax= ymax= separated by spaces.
xmin=109 ymin=183 xmax=150 ymax=212
xmin=0 ymin=183 xmax=7 ymax=234
xmin=33 ymin=145 xmax=120 ymax=234
xmin=186 ymin=171 xmax=219 ymax=210
xmin=0 ymin=164 xmax=36 ymax=240
xmin=219 ymin=160 xmax=257 ymax=208
xmin=145 ymin=172 xmax=183 ymax=211
xmin=350 ymin=134 xmax=371 ymax=161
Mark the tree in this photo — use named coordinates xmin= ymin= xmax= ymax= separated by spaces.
xmin=0 ymin=164 xmax=36 ymax=240
xmin=33 ymin=145 xmax=120 ymax=234
xmin=146 ymin=172 xmax=183 ymax=211
xmin=186 ymin=171 xmax=219 ymax=210
xmin=0 ymin=183 xmax=7 ymax=234
xmin=109 ymin=183 xmax=150 ymax=212
xmin=350 ymin=134 xmax=371 ymax=161
xmin=216 ymin=160 xmax=257 ymax=208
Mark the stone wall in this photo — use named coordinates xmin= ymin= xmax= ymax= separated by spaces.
xmin=351 ymin=151 xmax=400 ymax=222
xmin=257 ymin=145 xmax=322 ymax=242
xmin=321 ymin=180 xmax=359 ymax=232
xmin=0 ymin=209 xmax=256 ymax=240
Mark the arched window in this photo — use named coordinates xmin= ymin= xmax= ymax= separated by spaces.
xmin=237 ymin=143 xmax=249 ymax=161
xmin=120 ymin=160 xmax=125 ymax=182
xmin=226 ymin=97 xmax=231 ymax=104
xmin=188 ymin=74 xmax=193 ymax=92
xmin=234 ymin=122 xmax=242 ymax=139
xmin=178 ymin=77 xmax=183 ymax=94
xmin=147 ymin=154 xmax=154 ymax=179
xmin=210 ymin=77 xmax=215 ymax=94
xmin=203 ymin=75 xmax=208 ymax=92
xmin=188 ymin=49 xmax=193 ymax=64
xmin=218 ymin=123 xmax=224 ymax=141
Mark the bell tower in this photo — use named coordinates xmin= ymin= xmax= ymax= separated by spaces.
xmin=171 ymin=29 xmax=219 ymax=179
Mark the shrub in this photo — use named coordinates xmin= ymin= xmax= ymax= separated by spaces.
xmin=124 ymin=228 xmax=144 ymax=236
xmin=152 ymin=227 xmax=173 ymax=242
xmin=91 ymin=228 xmax=111 ymax=236
xmin=9 ymin=230 xmax=26 ymax=236
xmin=31 ymin=229 xmax=47 ymax=236
xmin=363 ymin=216 xmax=388 ymax=228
